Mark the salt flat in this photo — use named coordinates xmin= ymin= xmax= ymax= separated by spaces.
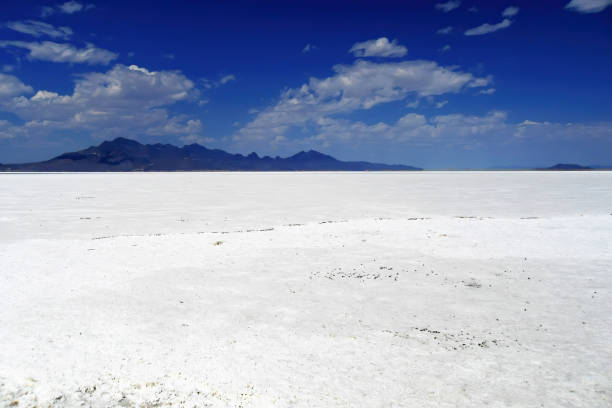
xmin=1 ymin=172 xmax=611 ymax=407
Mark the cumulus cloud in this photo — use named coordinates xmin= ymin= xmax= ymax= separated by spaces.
xmin=41 ymin=1 xmax=92 ymax=17
xmin=0 ymin=119 xmax=14 ymax=139
xmin=0 ymin=41 xmax=117 ymax=65
xmin=262 ymin=111 xmax=513 ymax=151
xmin=502 ymin=6 xmax=520 ymax=17
xmin=30 ymin=90 xmax=60 ymax=101
xmin=5 ymin=20 xmax=73 ymax=39
xmin=436 ymin=26 xmax=453 ymax=35
xmin=465 ymin=19 xmax=513 ymax=36
xmin=240 ymin=107 xmax=612 ymax=156
xmin=349 ymin=37 xmax=408 ymax=58
xmin=230 ymin=58 xmax=609 ymax=155
xmin=0 ymin=73 xmax=33 ymax=98
xmin=565 ymin=0 xmax=612 ymax=13
xmin=1 ymin=64 xmax=201 ymax=141
xmin=236 ymin=59 xmax=490 ymax=144
xmin=435 ymin=1 xmax=461 ymax=12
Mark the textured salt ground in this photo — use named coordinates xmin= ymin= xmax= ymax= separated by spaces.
xmin=0 ymin=172 xmax=611 ymax=407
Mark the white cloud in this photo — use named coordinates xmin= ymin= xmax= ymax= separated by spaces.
xmin=436 ymin=26 xmax=453 ymax=35
xmin=1 ymin=64 xmax=201 ymax=141
xmin=200 ymin=74 xmax=236 ymax=89
xmin=468 ymin=6 xmax=479 ymax=12
xmin=466 ymin=76 xmax=493 ymax=88
xmin=440 ymin=44 xmax=451 ymax=52
xmin=179 ymin=134 xmax=215 ymax=145
xmin=59 ymin=1 xmax=85 ymax=13
xmin=147 ymin=118 xmax=202 ymax=136
xmin=40 ymin=7 xmax=55 ymax=18
xmin=513 ymin=120 xmax=612 ymax=141
xmin=349 ymin=37 xmax=408 ymax=58
xmin=435 ymin=1 xmax=461 ymax=12
xmin=502 ymin=6 xmax=520 ymax=17
xmin=236 ymin=59 xmax=490 ymax=145
xmin=0 ymin=119 xmax=14 ymax=139
xmin=243 ymin=109 xmax=612 ymax=154
xmin=219 ymin=74 xmax=236 ymax=84
xmin=126 ymin=64 xmax=154 ymax=75
xmin=465 ymin=6 xmax=518 ymax=36
xmin=0 ymin=73 xmax=33 ymax=98
xmin=0 ymin=41 xmax=117 ymax=65
xmin=302 ymin=43 xmax=317 ymax=53
xmin=406 ymin=99 xmax=420 ymax=108
xmin=478 ymin=88 xmax=496 ymax=95
xmin=41 ymin=1 xmax=92 ymax=17
xmin=465 ymin=19 xmax=513 ymax=36
xmin=256 ymin=111 xmax=513 ymax=151
xmin=2 ymin=64 xmax=16 ymax=72
xmin=520 ymin=120 xmax=546 ymax=126
xmin=565 ymin=0 xmax=612 ymax=13
xmin=30 ymin=90 xmax=60 ymax=101
xmin=162 ymin=53 xmax=175 ymax=59
xmin=0 ymin=119 xmax=30 ymax=140
xmin=229 ymin=57 xmax=610 ymax=155
xmin=5 ymin=20 xmax=73 ymax=39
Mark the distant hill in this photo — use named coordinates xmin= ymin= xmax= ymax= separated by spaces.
xmin=0 ymin=137 xmax=421 ymax=172
xmin=538 ymin=163 xmax=592 ymax=171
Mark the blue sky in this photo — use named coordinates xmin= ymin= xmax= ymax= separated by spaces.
xmin=0 ymin=0 xmax=611 ymax=168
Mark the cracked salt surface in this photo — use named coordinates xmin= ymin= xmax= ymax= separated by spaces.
xmin=0 ymin=171 xmax=611 ymax=407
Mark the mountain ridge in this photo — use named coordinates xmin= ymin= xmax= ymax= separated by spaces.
xmin=0 ymin=137 xmax=421 ymax=172
xmin=537 ymin=163 xmax=592 ymax=171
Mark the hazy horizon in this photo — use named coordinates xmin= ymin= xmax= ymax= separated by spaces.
xmin=1 ymin=135 xmax=610 ymax=170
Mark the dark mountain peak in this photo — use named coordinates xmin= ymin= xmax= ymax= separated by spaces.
xmin=540 ymin=163 xmax=591 ymax=171
xmin=182 ymin=143 xmax=208 ymax=153
xmin=98 ymin=137 xmax=144 ymax=155
xmin=289 ymin=150 xmax=337 ymax=162
xmin=152 ymin=142 xmax=175 ymax=148
xmin=0 ymin=137 xmax=421 ymax=172
xmin=106 ymin=137 xmax=143 ymax=147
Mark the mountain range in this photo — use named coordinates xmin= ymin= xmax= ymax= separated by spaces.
xmin=0 ymin=137 xmax=421 ymax=172
xmin=538 ymin=163 xmax=592 ymax=170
